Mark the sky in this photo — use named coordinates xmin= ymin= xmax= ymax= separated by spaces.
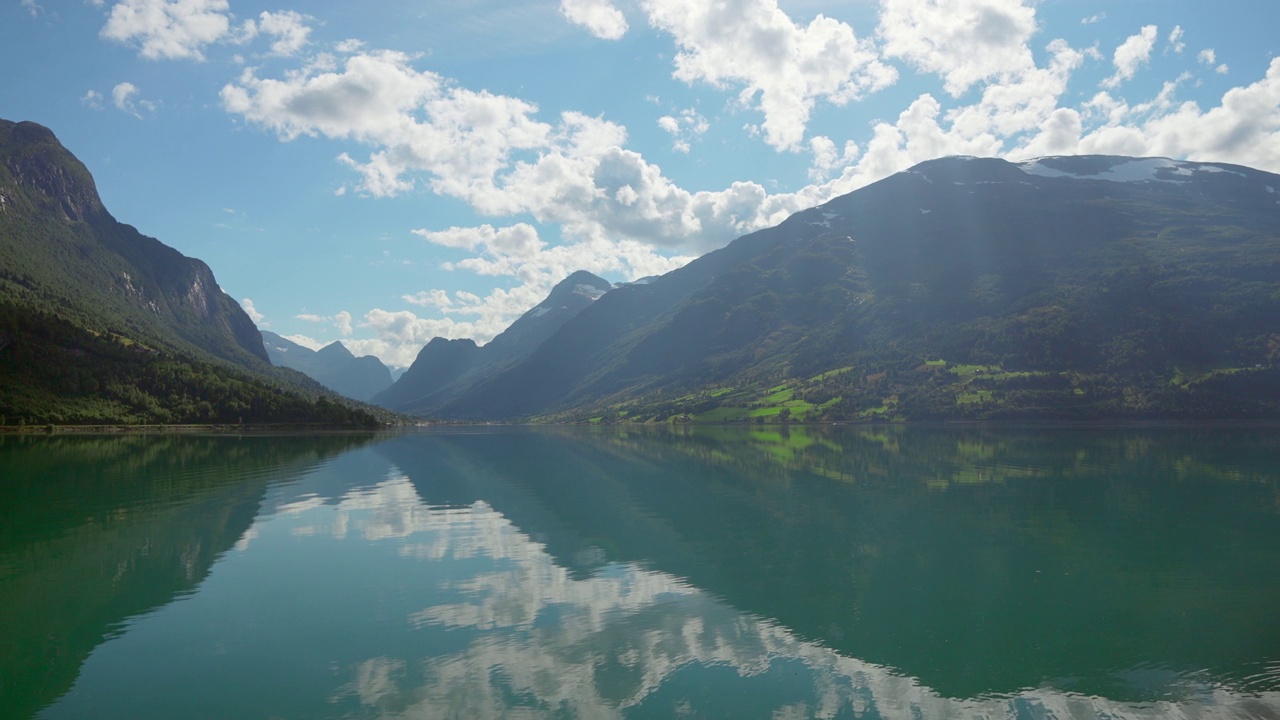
xmin=3 ymin=0 xmax=1278 ymax=368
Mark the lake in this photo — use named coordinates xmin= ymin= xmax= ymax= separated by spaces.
xmin=3 ymin=425 xmax=1279 ymax=719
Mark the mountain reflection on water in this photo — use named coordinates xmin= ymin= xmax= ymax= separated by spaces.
xmin=9 ymin=426 xmax=1280 ymax=719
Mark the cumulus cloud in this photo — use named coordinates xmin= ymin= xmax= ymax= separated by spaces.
xmin=808 ymin=136 xmax=859 ymax=181
xmin=1167 ymin=25 xmax=1185 ymax=54
xmin=222 ymin=50 xmax=805 ymax=254
xmin=334 ymin=310 xmax=353 ymax=336
xmin=642 ymin=0 xmax=897 ymax=151
xmin=1101 ymin=25 xmax=1157 ymax=89
xmin=111 ymin=81 xmax=157 ymax=117
xmin=1081 ymin=12 xmax=1105 ymax=25
xmin=100 ymin=1 xmax=312 ymax=61
xmin=560 ymin=0 xmax=628 ymax=40
xmin=1078 ymin=57 xmax=1280 ymax=169
xmin=240 ymin=298 xmax=265 ymax=324
xmin=297 ymin=311 xmax=355 ymax=337
xmin=101 ymin=0 xmax=233 ymax=61
xmin=879 ymin=0 xmax=1039 ymax=98
xmin=240 ymin=10 xmax=312 ymax=56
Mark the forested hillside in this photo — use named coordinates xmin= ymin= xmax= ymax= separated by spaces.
xmin=0 ymin=119 xmax=380 ymax=427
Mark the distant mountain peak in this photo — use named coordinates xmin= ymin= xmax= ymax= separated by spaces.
xmin=260 ymin=331 xmax=391 ymax=401
xmin=373 ymin=270 xmax=614 ymax=414
xmin=316 ymin=340 xmax=356 ymax=361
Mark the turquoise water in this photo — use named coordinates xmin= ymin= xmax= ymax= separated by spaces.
xmin=3 ymin=426 xmax=1279 ymax=719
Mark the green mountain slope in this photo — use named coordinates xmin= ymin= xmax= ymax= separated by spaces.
xmin=0 ymin=119 xmax=379 ymax=427
xmin=434 ymin=155 xmax=1280 ymax=421
xmin=0 ymin=121 xmax=266 ymax=367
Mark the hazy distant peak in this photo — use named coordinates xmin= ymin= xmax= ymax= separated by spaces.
xmin=317 ymin=340 xmax=355 ymax=361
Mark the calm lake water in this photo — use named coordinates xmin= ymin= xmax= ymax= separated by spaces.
xmin=3 ymin=425 xmax=1279 ymax=719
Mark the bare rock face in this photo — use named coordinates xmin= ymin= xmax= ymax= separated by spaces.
xmin=2 ymin=121 xmax=106 ymax=224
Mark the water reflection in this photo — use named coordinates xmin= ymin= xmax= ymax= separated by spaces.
xmin=0 ymin=433 xmax=377 ymax=719
xmin=11 ymin=426 xmax=1280 ymax=718
xmin=383 ymin=426 xmax=1280 ymax=701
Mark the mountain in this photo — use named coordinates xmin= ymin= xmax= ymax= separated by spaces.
xmin=0 ymin=121 xmax=269 ymax=366
xmin=373 ymin=270 xmax=612 ymax=414
xmin=0 ymin=119 xmax=379 ymax=427
xmin=427 ymin=155 xmax=1280 ymax=421
xmin=261 ymin=331 xmax=392 ymax=401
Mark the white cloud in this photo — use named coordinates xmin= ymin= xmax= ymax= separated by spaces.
xmin=402 ymin=289 xmax=453 ymax=310
xmin=100 ymin=1 xmax=312 ymax=61
xmin=335 ymin=38 xmax=364 ymax=53
xmin=1081 ymin=12 xmax=1105 ymax=25
xmin=21 ymin=0 xmax=41 ymax=17
xmin=656 ymin=108 xmax=709 ymax=153
xmin=111 ymin=81 xmax=156 ymax=117
xmin=281 ymin=333 xmax=324 ymax=351
xmin=247 ymin=10 xmax=311 ymax=56
xmin=879 ymin=0 xmax=1039 ymax=98
xmin=642 ymin=0 xmax=897 ymax=151
xmin=82 ymin=90 xmax=105 ymax=111
xmin=1101 ymin=25 xmax=1157 ymax=89
xmin=1167 ymin=25 xmax=1185 ymax=54
xmin=808 ymin=135 xmax=859 ymax=181
xmin=240 ymin=297 xmax=265 ymax=324
xmin=101 ymin=0 xmax=233 ymax=61
xmin=222 ymin=51 xmax=544 ymax=197
xmin=1078 ymin=58 xmax=1280 ymax=169
xmin=222 ymin=51 xmax=803 ymax=255
xmin=560 ymin=0 xmax=628 ymax=40
xmin=341 ymin=309 xmax=465 ymax=367
xmin=1198 ymin=48 xmax=1229 ymax=74
xmin=296 ymin=311 xmax=355 ymax=337
xmin=334 ymin=310 xmax=353 ymax=336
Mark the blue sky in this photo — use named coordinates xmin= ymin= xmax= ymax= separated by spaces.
xmin=3 ymin=0 xmax=1277 ymax=367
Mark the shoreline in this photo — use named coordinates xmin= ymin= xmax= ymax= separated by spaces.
xmin=0 ymin=423 xmax=398 ymax=435
xmin=3 ymin=417 xmax=1278 ymax=436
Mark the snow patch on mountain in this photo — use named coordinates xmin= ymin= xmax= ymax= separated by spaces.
xmin=1016 ymin=157 xmax=1248 ymax=184
xmin=573 ymin=283 xmax=608 ymax=300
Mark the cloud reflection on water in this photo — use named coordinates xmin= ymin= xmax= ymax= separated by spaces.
xmin=306 ymin=473 xmax=1280 ymax=720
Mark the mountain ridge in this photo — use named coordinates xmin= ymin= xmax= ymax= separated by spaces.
xmin=391 ymin=154 xmax=1280 ymax=422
